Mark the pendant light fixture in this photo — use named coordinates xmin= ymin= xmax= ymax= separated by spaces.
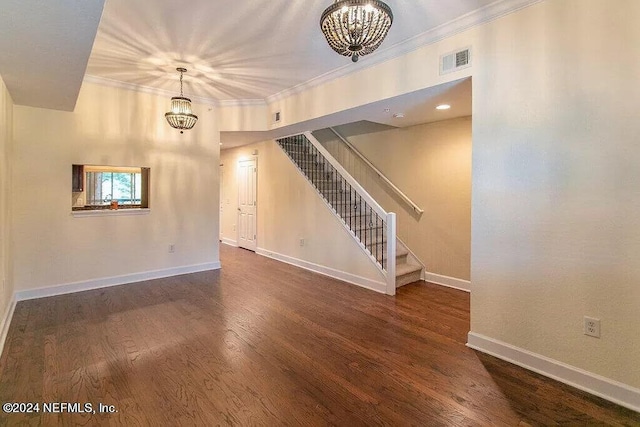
xmin=165 ymin=67 xmax=198 ymax=133
xmin=320 ymin=0 xmax=393 ymax=62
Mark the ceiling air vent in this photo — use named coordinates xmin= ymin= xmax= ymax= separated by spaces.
xmin=440 ymin=47 xmax=471 ymax=75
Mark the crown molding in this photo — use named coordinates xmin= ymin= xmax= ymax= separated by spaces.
xmin=83 ymin=75 xmax=268 ymax=107
xmin=264 ymin=0 xmax=543 ymax=104
xmin=83 ymin=74 xmax=219 ymax=106
xmin=84 ymin=0 xmax=541 ymax=108
xmin=217 ymin=98 xmax=267 ymax=107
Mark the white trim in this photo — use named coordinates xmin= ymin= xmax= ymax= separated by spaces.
xmin=217 ymin=99 xmax=267 ymax=107
xmin=256 ymin=248 xmax=386 ymax=294
xmin=278 ymin=134 xmax=389 ymax=279
xmin=329 ymin=128 xmax=423 ymax=215
xmin=265 ymin=0 xmax=542 ymax=104
xmin=467 ymin=332 xmax=640 ymax=413
xmin=85 ymin=0 xmax=540 ymax=108
xmin=83 ymin=75 xmax=219 ymax=107
xmin=221 ymin=237 xmax=238 ymax=247
xmin=84 ymin=75 xmax=266 ymax=107
xmin=385 ymin=213 xmax=396 ymax=296
xmin=15 ymin=262 xmax=221 ymax=302
xmin=303 ymin=132 xmax=387 ymax=220
xmin=71 ymin=208 xmax=150 ymax=218
xmin=0 ymin=296 xmax=17 ymax=358
xmin=424 ymin=271 xmax=470 ymax=292
xmin=236 ymin=157 xmax=258 ymax=252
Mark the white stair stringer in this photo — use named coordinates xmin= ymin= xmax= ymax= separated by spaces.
xmin=277 ymin=132 xmax=399 ymax=295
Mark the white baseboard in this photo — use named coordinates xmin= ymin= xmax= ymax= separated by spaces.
xmin=424 ymin=271 xmax=470 ymax=292
xmin=256 ymin=248 xmax=386 ymax=294
xmin=15 ymin=262 xmax=221 ymax=302
xmin=221 ymin=237 xmax=238 ymax=247
xmin=0 ymin=296 xmax=17 ymax=358
xmin=467 ymin=332 xmax=640 ymax=413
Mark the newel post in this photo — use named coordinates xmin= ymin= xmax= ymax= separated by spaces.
xmin=386 ymin=212 xmax=396 ymax=296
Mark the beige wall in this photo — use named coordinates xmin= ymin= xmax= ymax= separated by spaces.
xmin=2 ymin=0 xmax=637 ymax=399
xmin=219 ymin=0 xmax=640 ymax=392
xmin=317 ymin=117 xmax=472 ymax=281
xmin=218 ymin=103 xmax=269 ymax=132
xmin=0 ymin=76 xmax=14 ymax=321
xmin=470 ymin=0 xmax=640 ymax=389
xmin=220 ymin=141 xmax=385 ymax=288
xmin=11 ymin=82 xmax=220 ymax=292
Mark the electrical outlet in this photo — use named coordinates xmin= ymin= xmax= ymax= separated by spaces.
xmin=299 ymin=238 xmax=305 ymax=247
xmin=584 ymin=316 xmax=601 ymax=338
xmin=232 ymin=224 xmax=236 ymax=231
xmin=169 ymin=244 xmax=175 ymax=253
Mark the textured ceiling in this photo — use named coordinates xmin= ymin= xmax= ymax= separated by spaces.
xmin=86 ymin=0 xmax=498 ymax=101
xmin=1 ymin=0 xmax=535 ymax=110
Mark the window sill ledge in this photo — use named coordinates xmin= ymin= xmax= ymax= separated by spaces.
xmin=71 ymin=208 xmax=150 ymax=218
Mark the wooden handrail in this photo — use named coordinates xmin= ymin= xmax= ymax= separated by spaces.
xmin=328 ymin=127 xmax=424 ymax=215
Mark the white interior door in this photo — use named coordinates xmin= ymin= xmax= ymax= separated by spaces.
xmin=237 ymin=159 xmax=257 ymax=251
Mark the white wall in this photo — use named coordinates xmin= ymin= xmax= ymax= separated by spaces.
xmin=220 ymin=141 xmax=385 ymax=291
xmin=217 ymin=0 xmax=640 ymax=401
xmin=0 ymin=76 xmax=14 ymax=330
xmin=11 ymin=82 xmax=220 ymax=293
xmin=317 ymin=117 xmax=472 ymax=282
xmin=3 ymin=0 xmax=638 ymax=408
xmin=470 ymin=0 xmax=640 ymax=390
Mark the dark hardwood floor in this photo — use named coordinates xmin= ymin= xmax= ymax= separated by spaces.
xmin=1 ymin=245 xmax=638 ymax=426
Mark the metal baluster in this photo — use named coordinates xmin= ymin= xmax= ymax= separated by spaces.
xmin=360 ymin=197 xmax=373 ymax=247
xmin=348 ymin=183 xmax=352 ymax=231
xmin=383 ymin=219 xmax=386 ymax=270
xmin=359 ymin=196 xmax=363 ymax=241
xmin=369 ymin=206 xmax=374 ymax=261
xmin=338 ymin=169 xmax=341 ymax=213
xmin=341 ymin=180 xmax=344 ymax=226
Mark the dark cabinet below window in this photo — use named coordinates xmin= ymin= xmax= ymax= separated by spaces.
xmin=72 ymin=164 xmax=84 ymax=192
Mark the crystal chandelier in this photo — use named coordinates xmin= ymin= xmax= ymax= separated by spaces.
xmin=165 ymin=67 xmax=198 ymax=133
xmin=320 ymin=0 xmax=393 ymax=62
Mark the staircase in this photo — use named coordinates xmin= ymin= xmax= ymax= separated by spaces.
xmin=277 ymin=133 xmax=422 ymax=294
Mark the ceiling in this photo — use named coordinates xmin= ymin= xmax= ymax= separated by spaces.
xmin=0 ymin=0 xmax=104 ymax=110
xmin=86 ymin=0 xmax=497 ymax=102
xmin=0 ymin=0 xmax=525 ymax=111
xmin=220 ymin=77 xmax=472 ymax=149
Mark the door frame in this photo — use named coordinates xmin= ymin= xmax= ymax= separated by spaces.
xmin=237 ymin=157 xmax=258 ymax=251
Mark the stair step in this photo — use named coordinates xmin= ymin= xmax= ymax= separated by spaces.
xmin=396 ymin=262 xmax=421 ymax=276
xmin=395 ymin=263 xmax=422 ymax=288
xmin=396 ymin=245 xmax=409 ymax=259
xmin=281 ymin=138 xmax=422 ymax=287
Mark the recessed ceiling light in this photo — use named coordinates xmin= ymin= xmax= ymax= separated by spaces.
xmin=436 ymin=104 xmax=451 ymax=110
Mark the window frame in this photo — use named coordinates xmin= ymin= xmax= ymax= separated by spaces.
xmin=72 ymin=164 xmax=150 ymax=213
